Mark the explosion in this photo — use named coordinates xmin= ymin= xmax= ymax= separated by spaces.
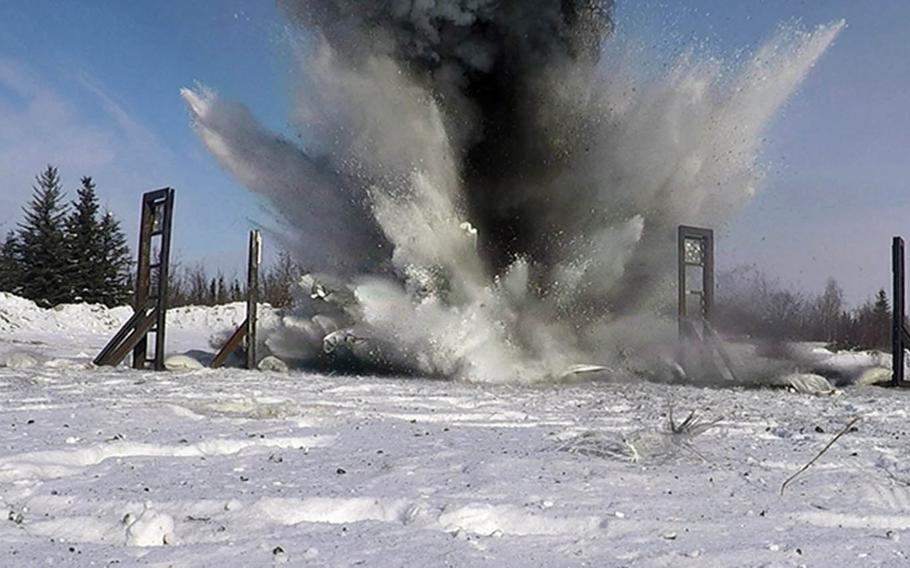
xmin=181 ymin=2 xmax=842 ymax=383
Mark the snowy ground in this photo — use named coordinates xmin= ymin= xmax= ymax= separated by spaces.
xmin=2 ymin=295 xmax=910 ymax=566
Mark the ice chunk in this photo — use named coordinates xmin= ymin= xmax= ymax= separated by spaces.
xmin=855 ymin=366 xmax=892 ymax=386
xmin=258 ymin=355 xmax=289 ymax=373
xmin=125 ymin=507 xmax=175 ymax=547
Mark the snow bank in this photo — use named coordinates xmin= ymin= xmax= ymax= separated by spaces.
xmin=0 ymin=292 xmax=132 ymax=335
xmin=0 ymin=292 xmax=282 ymax=361
xmin=0 ymin=292 xmax=278 ymax=337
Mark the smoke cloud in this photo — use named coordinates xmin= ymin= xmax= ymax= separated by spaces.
xmin=182 ymin=2 xmax=843 ymax=383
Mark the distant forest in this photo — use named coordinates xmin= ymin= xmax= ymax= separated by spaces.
xmin=715 ymin=266 xmax=894 ymax=351
xmin=162 ymin=251 xmax=300 ymax=309
xmin=0 ymin=165 xmax=300 ymax=309
xmin=0 ymin=166 xmax=896 ymax=350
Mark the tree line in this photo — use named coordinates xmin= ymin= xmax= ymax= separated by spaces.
xmin=715 ymin=265 xmax=895 ymax=350
xmin=164 ymin=251 xmax=300 ymax=309
xmin=0 ymin=167 xmax=895 ymax=347
xmin=0 ymin=166 xmax=131 ymax=307
xmin=0 ymin=165 xmax=302 ymax=309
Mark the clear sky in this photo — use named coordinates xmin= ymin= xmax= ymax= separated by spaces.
xmin=1 ymin=1 xmax=908 ymax=305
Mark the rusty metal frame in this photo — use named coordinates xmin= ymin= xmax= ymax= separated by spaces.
xmin=212 ymin=230 xmax=261 ymax=369
xmin=676 ymin=225 xmax=737 ymax=381
xmin=678 ymin=225 xmax=715 ymax=339
xmin=95 ymin=188 xmax=174 ymax=370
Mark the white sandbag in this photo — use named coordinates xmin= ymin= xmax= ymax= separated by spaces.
xmin=164 ymin=355 xmax=204 ymax=371
xmin=778 ymin=372 xmax=836 ymax=395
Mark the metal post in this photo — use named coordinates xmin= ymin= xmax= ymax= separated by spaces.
xmin=703 ymin=230 xmax=715 ymax=334
xmin=894 ymin=236 xmax=905 ymax=387
xmin=246 ymin=230 xmax=261 ymax=369
xmin=132 ymin=195 xmax=154 ymax=368
xmin=678 ymin=227 xmax=687 ymax=341
xmin=153 ymin=189 xmax=174 ymax=371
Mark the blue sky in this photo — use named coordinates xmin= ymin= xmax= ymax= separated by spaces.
xmin=0 ymin=0 xmax=289 ymax=275
xmin=1 ymin=1 xmax=908 ymax=304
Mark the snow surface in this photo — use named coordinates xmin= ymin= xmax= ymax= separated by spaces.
xmin=1 ymin=294 xmax=910 ymax=565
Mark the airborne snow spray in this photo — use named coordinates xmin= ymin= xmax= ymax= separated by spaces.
xmin=183 ymin=2 xmax=843 ymax=383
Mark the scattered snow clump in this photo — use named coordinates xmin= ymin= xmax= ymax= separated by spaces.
xmin=4 ymin=352 xmax=38 ymax=369
xmin=125 ymin=507 xmax=175 ymax=546
xmin=43 ymin=358 xmax=89 ymax=369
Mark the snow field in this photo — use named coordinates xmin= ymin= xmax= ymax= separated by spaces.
xmin=1 ymin=295 xmax=910 ymax=565
xmin=1 ymin=364 xmax=910 ymax=566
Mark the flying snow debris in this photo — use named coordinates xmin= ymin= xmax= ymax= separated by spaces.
xmin=182 ymin=2 xmax=843 ymax=383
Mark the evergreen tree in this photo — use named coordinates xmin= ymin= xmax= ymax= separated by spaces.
xmin=216 ymin=274 xmax=228 ymax=304
xmin=97 ymin=211 xmax=132 ymax=306
xmin=65 ymin=176 xmax=104 ymax=302
xmin=0 ymin=231 xmax=22 ymax=294
xmin=17 ymin=166 xmax=70 ymax=306
xmin=873 ymin=289 xmax=890 ymax=318
xmin=229 ymin=279 xmax=242 ymax=301
xmin=872 ymin=289 xmax=891 ymax=348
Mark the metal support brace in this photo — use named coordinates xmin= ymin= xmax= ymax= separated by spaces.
xmin=211 ymin=319 xmax=248 ymax=369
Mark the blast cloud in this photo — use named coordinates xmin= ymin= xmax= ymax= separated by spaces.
xmin=182 ymin=2 xmax=843 ymax=383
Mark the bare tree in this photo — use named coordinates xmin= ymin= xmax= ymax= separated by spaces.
xmin=812 ymin=278 xmax=844 ymax=343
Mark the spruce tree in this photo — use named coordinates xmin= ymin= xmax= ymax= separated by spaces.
xmin=0 ymin=231 xmax=22 ymax=294
xmin=874 ymin=289 xmax=890 ymax=317
xmin=229 ymin=279 xmax=242 ymax=302
xmin=216 ymin=274 xmax=228 ymax=304
xmin=17 ymin=166 xmax=70 ymax=306
xmin=97 ymin=211 xmax=132 ymax=306
xmin=65 ymin=176 xmax=104 ymax=303
xmin=873 ymin=289 xmax=891 ymax=349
